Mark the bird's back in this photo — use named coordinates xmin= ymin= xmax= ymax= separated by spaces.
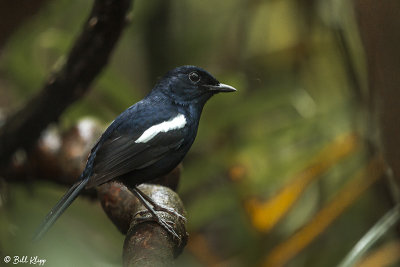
xmin=84 ymin=95 xmax=197 ymax=188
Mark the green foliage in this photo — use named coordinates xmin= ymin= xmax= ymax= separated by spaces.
xmin=0 ymin=0 xmax=392 ymax=266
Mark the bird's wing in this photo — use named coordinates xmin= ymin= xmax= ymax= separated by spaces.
xmin=86 ymin=127 xmax=185 ymax=187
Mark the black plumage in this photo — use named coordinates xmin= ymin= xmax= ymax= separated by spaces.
xmin=34 ymin=65 xmax=236 ymax=240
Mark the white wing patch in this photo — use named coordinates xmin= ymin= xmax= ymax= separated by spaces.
xmin=135 ymin=114 xmax=187 ymax=143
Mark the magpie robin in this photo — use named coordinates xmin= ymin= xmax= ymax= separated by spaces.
xmin=34 ymin=65 xmax=236 ymax=241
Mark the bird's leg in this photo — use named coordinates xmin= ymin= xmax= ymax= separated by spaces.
xmin=131 ymin=187 xmax=184 ymax=241
xmin=134 ymin=186 xmax=187 ymax=222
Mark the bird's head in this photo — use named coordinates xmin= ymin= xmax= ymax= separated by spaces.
xmin=153 ymin=65 xmax=236 ymax=106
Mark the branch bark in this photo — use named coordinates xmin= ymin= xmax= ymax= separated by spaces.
xmin=1 ymin=1 xmax=189 ymax=263
xmin=0 ymin=0 xmax=132 ymax=167
xmin=97 ymin=182 xmax=188 ymax=266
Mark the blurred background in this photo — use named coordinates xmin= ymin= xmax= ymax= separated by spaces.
xmin=1 ymin=0 xmax=399 ymax=266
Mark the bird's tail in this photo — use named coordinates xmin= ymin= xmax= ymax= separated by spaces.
xmin=33 ymin=176 xmax=90 ymax=241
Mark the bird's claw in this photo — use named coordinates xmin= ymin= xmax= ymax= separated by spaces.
xmin=156 ymin=217 xmax=181 ymax=242
xmin=133 ymin=207 xmax=186 ymax=223
xmin=131 ymin=187 xmax=186 ymax=244
xmin=152 ymin=204 xmax=187 ymax=223
xmin=133 ymin=209 xmax=182 ymax=244
xmin=133 ymin=210 xmax=149 ymax=218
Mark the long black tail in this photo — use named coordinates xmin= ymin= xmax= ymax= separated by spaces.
xmin=33 ymin=176 xmax=90 ymax=241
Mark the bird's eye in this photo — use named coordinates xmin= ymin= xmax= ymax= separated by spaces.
xmin=188 ymin=72 xmax=200 ymax=83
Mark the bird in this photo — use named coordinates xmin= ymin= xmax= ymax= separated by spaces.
xmin=34 ymin=65 xmax=236 ymax=241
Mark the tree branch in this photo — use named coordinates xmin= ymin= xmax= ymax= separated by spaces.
xmin=0 ymin=0 xmax=132 ymax=167
xmin=97 ymin=182 xmax=188 ymax=266
xmin=0 ymin=0 xmax=49 ymax=48
xmin=0 ymin=1 xmax=189 ymax=263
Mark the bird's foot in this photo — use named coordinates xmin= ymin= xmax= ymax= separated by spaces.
xmin=133 ymin=210 xmax=181 ymax=242
xmin=152 ymin=203 xmax=187 ymax=223
xmin=131 ymin=186 xmax=186 ymax=244
xmin=154 ymin=216 xmax=181 ymax=242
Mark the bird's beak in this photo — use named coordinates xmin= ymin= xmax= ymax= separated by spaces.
xmin=205 ymin=83 xmax=237 ymax=93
